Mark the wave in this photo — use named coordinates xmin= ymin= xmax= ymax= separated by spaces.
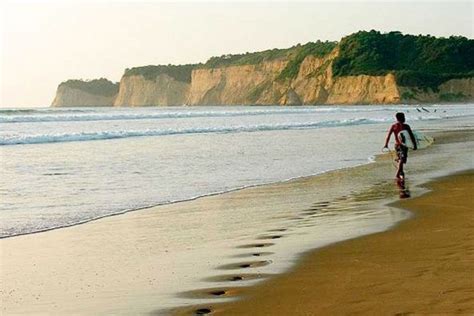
xmin=0 ymin=106 xmax=410 ymax=123
xmin=1 ymin=118 xmax=394 ymax=145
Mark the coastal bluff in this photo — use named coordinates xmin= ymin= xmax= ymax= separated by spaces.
xmin=52 ymin=31 xmax=474 ymax=107
xmin=51 ymin=79 xmax=119 ymax=107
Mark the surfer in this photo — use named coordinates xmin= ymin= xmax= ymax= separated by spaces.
xmin=383 ymin=112 xmax=417 ymax=179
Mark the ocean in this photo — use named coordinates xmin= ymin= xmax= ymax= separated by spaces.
xmin=1 ymin=104 xmax=473 ymax=238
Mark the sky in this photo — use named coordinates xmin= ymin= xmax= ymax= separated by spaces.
xmin=0 ymin=0 xmax=472 ymax=107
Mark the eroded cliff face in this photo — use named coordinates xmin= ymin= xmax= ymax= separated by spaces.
xmin=179 ymin=49 xmax=472 ymax=105
xmin=327 ymin=74 xmax=401 ymax=104
xmin=114 ymin=74 xmax=189 ymax=106
xmin=289 ymin=49 xmax=401 ymax=105
xmin=439 ymin=78 xmax=474 ymax=96
xmin=51 ymin=86 xmax=116 ymax=107
xmin=186 ymin=60 xmax=288 ymax=105
xmin=54 ymin=49 xmax=474 ymax=107
xmin=112 ymin=49 xmax=406 ymax=106
xmin=183 ymin=49 xmax=406 ymax=105
xmin=398 ymin=78 xmax=474 ymax=103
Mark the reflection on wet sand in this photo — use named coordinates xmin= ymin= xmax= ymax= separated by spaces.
xmin=171 ymin=179 xmax=408 ymax=316
xmin=397 ymin=178 xmax=411 ymax=199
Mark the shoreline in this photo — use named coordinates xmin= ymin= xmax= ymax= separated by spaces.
xmin=182 ymin=170 xmax=474 ymax=315
xmin=7 ymin=124 xmax=470 ymax=240
xmin=0 ymin=136 xmax=412 ymax=315
xmin=0 ymin=160 xmax=376 ymax=240
xmin=1 ymin=128 xmax=472 ymax=315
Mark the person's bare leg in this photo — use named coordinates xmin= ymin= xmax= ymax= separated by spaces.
xmin=396 ymin=160 xmax=404 ymax=179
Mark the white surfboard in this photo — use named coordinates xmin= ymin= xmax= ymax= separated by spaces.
xmin=398 ymin=130 xmax=434 ymax=150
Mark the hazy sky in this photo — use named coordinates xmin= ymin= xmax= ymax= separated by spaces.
xmin=1 ymin=0 xmax=472 ymax=107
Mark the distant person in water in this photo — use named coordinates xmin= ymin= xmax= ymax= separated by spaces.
xmin=383 ymin=112 xmax=417 ymax=179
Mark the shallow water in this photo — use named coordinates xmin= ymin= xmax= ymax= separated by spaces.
xmin=1 ymin=104 xmax=473 ymax=238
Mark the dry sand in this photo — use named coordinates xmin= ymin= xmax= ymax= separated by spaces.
xmin=193 ymin=171 xmax=474 ymax=315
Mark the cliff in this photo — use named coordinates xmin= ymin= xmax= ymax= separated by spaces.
xmin=112 ymin=46 xmax=407 ymax=106
xmin=51 ymin=79 xmax=119 ymax=107
xmin=114 ymin=74 xmax=189 ymax=106
xmin=186 ymin=59 xmax=289 ymax=105
xmin=52 ymin=31 xmax=474 ymax=107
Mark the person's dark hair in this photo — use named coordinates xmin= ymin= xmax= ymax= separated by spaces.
xmin=396 ymin=112 xmax=405 ymax=123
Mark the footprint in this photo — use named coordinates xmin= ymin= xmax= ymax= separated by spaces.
xmin=218 ymin=260 xmax=271 ymax=270
xmin=232 ymin=252 xmax=274 ymax=258
xmin=257 ymin=235 xmax=283 ymax=240
xmin=195 ymin=308 xmax=212 ymax=315
xmin=203 ymin=273 xmax=271 ymax=283
xmin=236 ymin=243 xmax=274 ymax=249
xmin=312 ymin=201 xmax=330 ymax=207
xmin=181 ymin=287 xmax=230 ymax=300
xmin=267 ymin=228 xmax=287 ymax=232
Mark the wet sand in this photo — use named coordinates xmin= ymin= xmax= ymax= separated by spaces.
xmin=192 ymin=171 xmax=474 ymax=315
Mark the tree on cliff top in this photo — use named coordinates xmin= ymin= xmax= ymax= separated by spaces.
xmin=123 ymin=64 xmax=197 ymax=83
xmin=60 ymin=78 xmax=119 ymax=97
xmin=332 ymin=30 xmax=474 ymax=89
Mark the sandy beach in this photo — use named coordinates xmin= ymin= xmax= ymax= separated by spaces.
xmin=180 ymin=171 xmax=474 ymax=315
xmin=1 ymin=149 xmax=408 ymax=315
xmin=2 ymin=1 xmax=474 ymax=315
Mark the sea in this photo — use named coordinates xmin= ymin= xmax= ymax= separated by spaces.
xmin=1 ymin=104 xmax=473 ymax=238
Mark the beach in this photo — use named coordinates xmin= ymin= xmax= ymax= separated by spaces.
xmin=1 ymin=145 xmax=411 ymax=315
xmin=191 ymin=170 xmax=474 ymax=315
xmin=2 ymin=1 xmax=474 ymax=314
xmin=1 ymin=107 xmax=473 ymax=315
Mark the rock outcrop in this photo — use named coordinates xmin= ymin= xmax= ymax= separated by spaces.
xmin=114 ymin=74 xmax=189 ymax=106
xmin=110 ymin=49 xmax=413 ymax=106
xmin=109 ymin=50 xmax=472 ymax=107
xmin=397 ymin=78 xmax=474 ymax=103
xmin=53 ymin=58 xmax=474 ymax=107
xmin=51 ymin=79 xmax=118 ymax=107
xmin=184 ymin=60 xmax=288 ymax=105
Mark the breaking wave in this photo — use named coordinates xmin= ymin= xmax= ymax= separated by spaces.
xmin=1 ymin=118 xmax=393 ymax=145
xmin=0 ymin=106 xmax=406 ymax=123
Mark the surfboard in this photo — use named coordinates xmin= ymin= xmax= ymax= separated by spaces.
xmin=398 ymin=130 xmax=434 ymax=150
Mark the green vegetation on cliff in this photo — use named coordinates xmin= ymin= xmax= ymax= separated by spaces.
xmin=123 ymin=64 xmax=197 ymax=83
xmin=201 ymin=47 xmax=293 ymax=68
xmin=59 ymin=78 xmax=119 ymax=97
xmin=277 ymin=41 xmax=337 ymax=80
xmin=332 ymin=30 xmax=474 ymax=89
xmin=57 ymin=30 xmax=474 ymax=105
xmin=200 ymin=40 xmax=337 ymax=80
xmin=121 ymin=41 xmax=336 ymax=82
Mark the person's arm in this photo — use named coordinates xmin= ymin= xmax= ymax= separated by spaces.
xmin=406 ymin=125 xmax=417 ymax=150
xmin=383 ymin=125 xmax=393 ymax=148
